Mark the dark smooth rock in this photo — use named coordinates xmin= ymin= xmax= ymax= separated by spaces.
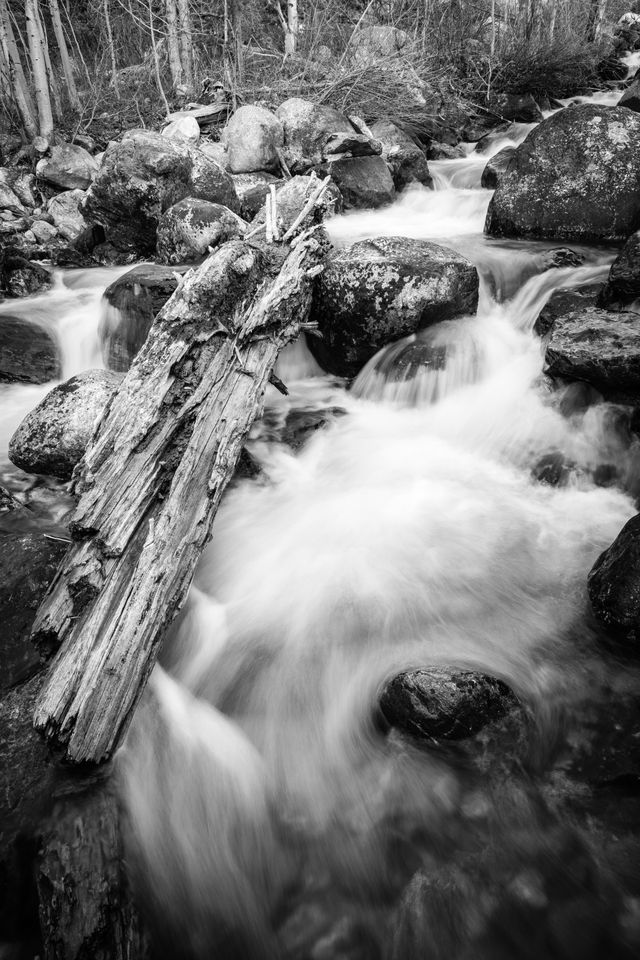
xmin=485 ymin=105 xmax=640 ymax=242
xmin=309 ymin=237 xmax=479 ymax=378
xmin=588 ymin=514 xmax=640 ymax=644
xmin=82 ymin=131 xmax=239 ymax=253
xmin=100 ymin=264 xmax=180 ymax=371
xmin=598 ymin=230 xmax=640 ymax=309
xmin=369 ymin=119 xmax=432 ymax=190
xmin=480 ymin=146 xmax=515 ymax=189
xmin=0 ymin=313 xmax=60 ymax=383
xmin=531 ymin=451 xmax=575 ymax=487
xmin=379 ymin=668 xmax=517 ymax=742
xmin=0 ymin=254 xmax=53 ymax=298
xmin=8 ymin=369 xmax=122 ymax=480
xmin=324 ymin=155 xmax=395 ymax=209
xmin=156 ymin=198 xmax=247 ymax=264
xmin=619 ymin=77 xmax=640 ymax=113
xmin=488 ymin=92 xmax=543 ymax=123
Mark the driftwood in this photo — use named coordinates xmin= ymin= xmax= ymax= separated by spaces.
xmin=31 ymin=229 xmax=327 ymax=764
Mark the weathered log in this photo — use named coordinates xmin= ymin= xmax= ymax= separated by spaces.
xmin=32 ymin=229 xmax=327 ymax=763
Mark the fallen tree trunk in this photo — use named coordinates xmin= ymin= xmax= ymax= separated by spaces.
xmin=32 ymin=229 xmax=327 ymax=764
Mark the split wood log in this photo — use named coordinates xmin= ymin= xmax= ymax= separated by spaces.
xmin=31 ymin=228 xmax=328 ymax=764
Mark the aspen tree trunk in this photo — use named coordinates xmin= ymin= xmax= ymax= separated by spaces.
xmin=25 ymin=0 xmax=54 ymax=138
xmin=103 ymin=0 xmax=119 ymax=91
xmin=48 ymin=0 xmax=80 ymax=110
xmin=586 ymin=0 xmax=607 ymax=42
xmin=176 ymin=0 xmax=193 ymax=92
xmin=285 ymin=0 xmax=299 ymax=56
xmin=164 ymin=0 xmax=182 ymax=88
xmin=548 ymin=0 xmax=557 ymax=41
xmin=0 ymin=0 xmax=37 ymax=137
xmin=34 ymin=0 xmax=63 ymax=121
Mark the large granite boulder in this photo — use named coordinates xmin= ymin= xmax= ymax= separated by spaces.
xmin=588 ymin=514 xmax=640 ymax=647
xmin=35 ymin=143 xmax=98 ymax=191
xmin=8 ymin=369 xmax=122 ymax=480
xmin=539 ymin=287 xmax=640 ymax=405
xmin=309 ymin=237 xmax=479 ymax=377
xmin=223 ymin=105 xmax=284 ymax=174
xmin=157 ymin=198 xmax=247 ymax=264
xmin=82 ymin=131 xmax=239 ymax=253
xmin=485 ymin=105 xmax=640 ymax=242
xmin=0 ymin=313 xmax=60 ymax=382
xmin=368 ymin=119 xmax=432 ymax=191
xmin=275 ymin=99 xmax=353 ymax=173
xmin=100 ymin=264 xmax=180 ymax=371
xmin=598 ymin=231 xmax=640 ymax=309
xmin=324 ymin=155 xmax=395 ymax=209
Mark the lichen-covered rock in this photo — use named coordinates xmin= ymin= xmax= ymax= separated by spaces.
xmin=82 ymin=131 xmax=239 ymax=253
xmin=232 ymin=171 xmax=280 ymax=219
xmin=598 ymin=230 xmax=640 ymax=309
xmin=252 ymin=174 xmax=342 ymax=236
xmin=379 ymin=668 xmax=517 ymax=742
xmin=47 ymin=188 xmax=91 ymax=242
xmin=8 ymin=369 xmax=122 ymax=480
xmin=157 ymin=198 xmax=246 ymax=264
xmin=588 ymin=514 xmax=640 ymax=646
xmin=0 ymin=313 xmax=60 ymax=381
xmin=485 ymin=105 xmax=640 ymax=242
xmin=325 ymin=155 xmax=395 ymax=209
xmin=100 ymin=264 xmax=180 ymax=371
xmin=540 ymin=288 xmax=640 ymax=405
xmin=369 ymin=120 xmax=432 ymax=190
xmin=223 ymin=105 xmax=284 ymax=174
xmin=36 ymin=143 xmax=98 ymax=191
xmin=487 ymin=92 xmax=543 ymax=123
xmin=309 ymin=237 xmax=479 ymax=377
xmin=275 ymin=99 xmax=353 ymax=173
xmin=480 ymin=145 xmax=515 ymax=189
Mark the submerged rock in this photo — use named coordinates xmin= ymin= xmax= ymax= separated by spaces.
xmin=100 ymin=264 xmax=180 ymax=371
xmin=588 ymin=514 xmax=640 ymax=646
xmin=309 ymin=237 xmax=479 ymax=377
xmin=157 ymin=198 xmax=247 ymax=264
xmin=0 ymin=313 xmax=60 ymax=382
xmin=9 ymin=369 xmax=122 ymax=480
xmin=379 ymin=668 xmax=517 ymax=741
xmin=82 ymin=131 xmax=239 ymax=253
xmin=485 ymin=105 xmax=640 ymax=242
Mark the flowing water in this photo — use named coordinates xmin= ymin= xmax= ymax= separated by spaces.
xmin=3 ymin=76 xmax=640 ymax=959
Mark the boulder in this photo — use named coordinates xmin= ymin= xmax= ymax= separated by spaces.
xmin=47 ymin=188 xmax=93 ymax=243
xmin=100 ymin=264 xmax=180 ymax=371
xmin=252 ymin=174 xmax=342 ymax=235
xmin=487 ymin=92 xmax=543 ymax=123
xmin=0 ymin=314 xmax=60 ymax=382
xmin=231 ymin=172 xmax=280 ymax=219
xmin=598 ymin=230 xmax=640 ymax=308
xmin=325 ymin=155 xmax=395 ymax=209
xmin=485 ymin=105 xmax=640 ymax=242
xmin=0 ymin=255 xmax=53 ymax=298
xmin=198 ymin=141 xmax=229 ymax=168
xmin=82 ymin=131 xmax=239 ymax=253
xmin=618 ymin=78 xmax=640 ymax=113
xmin=369 ymin=120 xmax=432 ymax=190
xmin=0 ymin=181 xmax=27 ymax=216
xmin=480 ymin=145 xmax=515 ymax=189
xmin=30 ymin=219 xmax=58 ymax=244
xmin=323 ymin=132 xmax=382 ymax=159
xmin=588 ymin=514 xmax=640 ymax=646
xmin=223 ymin=105 xmax=284 ymax=174
xmin=162 ymin=115 xmax=200 ymax=146
xmin=309 ymin=237 xmax=479 ymax=377
xmin=379 ymin=668 xmax=517 ymax=742
xmin=540 ymin=288 xmax=640 ymax=405
xmin=157 ymin=198 xmax=247 ymax=264
xmin=275 ymin=98 xmax=353 ymax=173
xmin=35 ymin=143 xmax=98 ymax=191
xmin=0 ymin=169 xmax=38 ymax=208
xmin=8 ymin=369 xmax=122 ymax=480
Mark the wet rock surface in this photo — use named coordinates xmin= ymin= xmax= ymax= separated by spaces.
xmin=379 ymin=668 xmax=518 ymax=742
xmin=0 ymin=313 xmax=61 ymax=383
xmin=588 ymin=514 xmax=640 ymax=646
xmin=480 ymin=145 xmax=515 ymax=189
xmin=8 ymin=369 xmax=122 ymax=480
xmin=309 ymin=237 xmax=479 ymax=377
xmin=485 ymin=105 xmax=640 ymax=242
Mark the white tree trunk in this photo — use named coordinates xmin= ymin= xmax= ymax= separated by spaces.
xmin=24 ymin=0 xmax=54 ymax=138
xmin=34 ymin=0 xmax=62 ymax=120
xmin=176 ymin=0 xmax=193 ymax=92
xmin=0 ymin=0 xmax=37 ymax=137
xmin=103 ymin=0 xmax=119 ymax=91
xmin=164 ymin=0 xmax=182 ymax=89
xmin=48 ymin=0 xmax=80 ymax=110
xmin=285 ymin=0 xmax=298 ymax=56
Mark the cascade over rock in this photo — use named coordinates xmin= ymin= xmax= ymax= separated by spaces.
xmin=485 ymin=105 xmax=640 ymax=242
xmin=309 ymin=237 xmax=479 ymax=377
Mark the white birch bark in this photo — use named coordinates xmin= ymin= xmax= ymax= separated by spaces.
xmin=48 ymin=0 xmax=80 ymax=110
xmin=25 ymin=0 xmax=54 ymax=138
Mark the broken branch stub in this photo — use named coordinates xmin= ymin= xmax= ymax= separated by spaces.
xmin=31 ymin=229 xmax=328 ymax=764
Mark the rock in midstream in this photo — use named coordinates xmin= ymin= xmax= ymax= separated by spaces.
xmin=598 ymin=229 xmax=640 ymax=309
xmin=0 ymin=313 xmax=60 ymax=382
xmin=588 ymin=513 xmax=640 ymax=647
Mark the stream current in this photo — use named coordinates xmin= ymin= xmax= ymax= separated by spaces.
xmin=3 ymin=65 xmax=640 ymax=959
